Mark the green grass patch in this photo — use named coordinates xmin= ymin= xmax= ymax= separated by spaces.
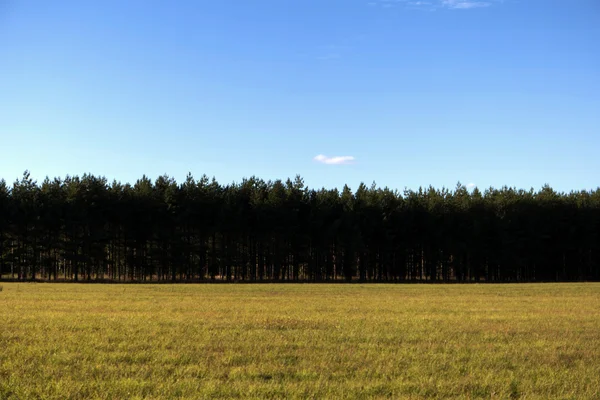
xmin=1 ymin=283 xmax=599 ymax=399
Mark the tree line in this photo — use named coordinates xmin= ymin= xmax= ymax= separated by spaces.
xmin=0 ymin=171 xmax=599 ymax=282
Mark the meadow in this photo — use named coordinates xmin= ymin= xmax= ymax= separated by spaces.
xmin=1 ymin=283 xmax=599 ymax=399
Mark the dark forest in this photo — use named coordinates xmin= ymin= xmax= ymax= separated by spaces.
xmin=1 ymin=171 xmax=599 ymax=282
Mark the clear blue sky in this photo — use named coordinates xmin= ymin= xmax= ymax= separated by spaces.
xmin=1 ymin=0 xmax=598 ymax=192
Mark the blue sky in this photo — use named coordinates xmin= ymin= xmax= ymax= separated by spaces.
xmin=1 ymin=0 xmax=598 ymax=192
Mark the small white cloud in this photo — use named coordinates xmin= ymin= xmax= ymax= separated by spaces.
xmin=314 ymin=154 xmax=355 ymax=165
xmin=441 ymin=0 xmax=491 ymax=8
xmin=371 ymin=0 xmax=496 ymax=10
xmin=467 ymin=182 xmax=476 ymax=189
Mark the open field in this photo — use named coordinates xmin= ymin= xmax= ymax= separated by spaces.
xmin=1 ymin=283 xmax=599 ymax=399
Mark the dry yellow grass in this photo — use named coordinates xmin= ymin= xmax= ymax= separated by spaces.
xmin=1 ymin=283 xmax=599 ymax=399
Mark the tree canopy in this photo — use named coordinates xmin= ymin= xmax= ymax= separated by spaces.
xmin=1 ymin=171 xmax=599 ymax=282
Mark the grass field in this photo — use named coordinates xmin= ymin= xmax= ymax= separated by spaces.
xmin=1 ymin=283 xmax=599 ymax=399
